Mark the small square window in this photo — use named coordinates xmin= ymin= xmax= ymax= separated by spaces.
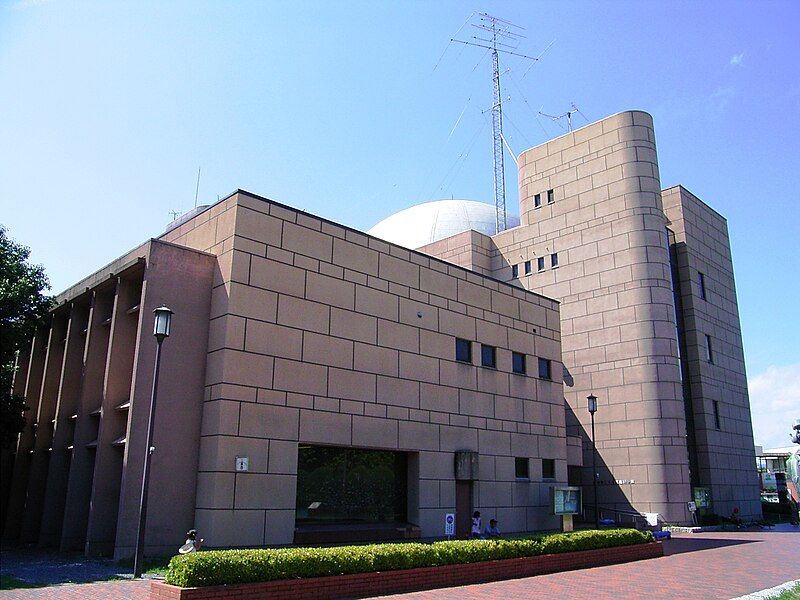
xmin=699 ymin=272 xmax=707 ymax=300
xmin=704 ymin=334 xmax=713 ymax=364
xmin=537 ymin=257 xmax=545 ymax=272
xmin=542 ymin=458 xmax=555 ymax=479
xmin=511 ymin=264 xmax=518 ymax=278
xmin=515 ymin=457 xmax=530 ymax=479
xmin=534 ymin=193 xmax=542 ymax=208
xmin=524 ymin=260 xmax=532 ymax=275
xmin=547 ymin=189 xmax=555 ymax=204
xmin=456 ymin=338 xmax=472 ymax=363
xmin=512 ymin=351 xmax=526 ymax=375
xmin=481 ymin=344 xmax=496 ymax=368
xmin=551 ymin=253 xmax=559 ymax=268
xmin=713 ymin=400 xmax=721 ymax=430
xmin=538 ymin=357 xmax=551 ymax=380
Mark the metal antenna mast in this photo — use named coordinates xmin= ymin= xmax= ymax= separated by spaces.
xmin=539 ymin=103 xmax=585 ymax=132
xmin=451 ymin=13 xmax=538 ymax=233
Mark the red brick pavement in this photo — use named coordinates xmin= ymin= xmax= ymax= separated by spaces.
xmin=0 ymin=579 xmax=150 ymax=600
xmin=2 ymin=530 xmax=798 ymax=600
xmin=373 ymin=531 xmax=800 ymax=600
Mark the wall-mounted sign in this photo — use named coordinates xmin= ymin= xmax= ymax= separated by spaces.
xmin=687 ymin=501 xmax=697 ymax=513
xmin=552 ymin=486 xmax=581 ymax=515
xmin=444 ymin=513 xmax=455 ymax=536
xmin=235 ymin=456 xmax=249 ymax=472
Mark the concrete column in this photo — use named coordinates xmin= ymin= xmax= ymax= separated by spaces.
xmin=20 ymin=313 xmax=68 ymax=543
xmin=39 ymin=301 xmax=90 ymax=547
xmin=85 ymin=276 xmax=141 ymax=556
xmin=3 ymin=327 xmax=48 ymax=540
xmin=60 ymin=290 xmax=112 ymax=551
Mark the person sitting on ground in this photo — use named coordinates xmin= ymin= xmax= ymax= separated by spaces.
xmin=484 ymin=518 xmax=501 ymax=538
xmin=178 ymin=529 xmax=203 ymax=554
xmin=471 ymin=511 xmax=482 ymax=538
xmin=729 ymin=507 xmax=743 ymax=528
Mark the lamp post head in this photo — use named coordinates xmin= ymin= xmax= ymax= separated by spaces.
xmin=587 ymin=394 xmax=598 ymax=414
xmin=153 ymin=306 xmax=173 ymax=341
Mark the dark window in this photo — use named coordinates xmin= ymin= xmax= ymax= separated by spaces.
xmin=699 ymin=272 xmax=707 ymax=300
xmin=296 ymin=445 xmax=408 ymax=525
xmin=542 ymin=458 xmax=555 ymax=479
xmin=512 ymin=351 xmax=526 ymax=374
xmin=713 ymin=400 xmax=721 ymax=430
xmin=456 ymin=338 xmax=472 ymax=363
xmin=551 ymin=253 xmax=559 ymax=268
xmin=537 ymin=257 xmax=545 ymax=272
xmin=515 ymin=457 xmax=530 ymax=479
xmin=511 ymin=264 xmax=518 ymax=278
xmin=481 ymin=344 xmax=496 ymax=368
xmin=547 ymin=189 xmax=555 ymax=204
xmin=524 ymin=260 xmax=532 ymax=275
xmin=705 ymin=334 xmax=713 ymax=363
xmin=534 ymin=193 xmax=541 ymax=208
xmin=538 ymin=357 xmax=551 ymax=380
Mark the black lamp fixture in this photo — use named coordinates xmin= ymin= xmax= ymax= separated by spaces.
xmin=134 ymin=306 xmax=173 ymax=578
xmin=587 ymin=393 xmax=599 ymax=529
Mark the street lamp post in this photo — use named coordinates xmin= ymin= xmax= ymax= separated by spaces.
xmin=587 ymin=393 xmax=599 ymax=529
xmin=133 ymin=306 xmax=173 ymax=578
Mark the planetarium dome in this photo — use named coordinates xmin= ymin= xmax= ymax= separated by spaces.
xmin=367 ymin=200 xmax=519 ymax=250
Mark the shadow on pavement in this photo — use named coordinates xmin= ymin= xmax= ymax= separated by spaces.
xmin=0 ymin=546 xmax=132 ymax=586
xmin=661 ymin=537 xmax=760 ymax=556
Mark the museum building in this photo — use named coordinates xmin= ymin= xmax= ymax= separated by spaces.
xmin=2 ymin=110 xmax=760 ymax=559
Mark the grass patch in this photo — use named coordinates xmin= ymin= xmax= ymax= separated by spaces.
xmin=768 ymin=583 xmax=800 ymax=600
xmin=166 ymin=528 xmax=653 ymax=588
xmin=116 ymin=556 xmax=171 ymax=576
xmin=0 ymin=574 xmax=47 ymax=590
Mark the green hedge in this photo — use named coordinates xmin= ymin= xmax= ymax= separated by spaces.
xmin=165 ymin=528 xmax=653 ymax=588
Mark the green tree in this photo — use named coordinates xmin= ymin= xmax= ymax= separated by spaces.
xmin=0 ymin=225 xmax=52 ymax=450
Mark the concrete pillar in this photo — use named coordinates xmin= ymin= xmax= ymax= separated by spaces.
xmin=60 ymin=290 xmax=112 ymax=551
xmin=39 ymin=301 xmax=90 ymax=548
xmin=20 ymin=313 xmax=68 ymax=543
xmin=85 ymin=277 xmax=141 ymax=556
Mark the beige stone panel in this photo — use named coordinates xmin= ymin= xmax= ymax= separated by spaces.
xmin=353 ymin=342 xmax=398 ymax=377
xmin=399 ymin=297 xmax=439 ymax=331
xmin=299 ymin=410 xmax=352 ymax=445
xmin=203 ymin=436 xmax=270 ymax=473
xmin=302 ymin=332 xmax=353 ymax=369
xmin=195 ymin=509 xmax=264 ymax=548
xmin=378 ymin=319 xmax=419 ymax=353
xmin=268 ymin=440 xmax=298 ymax=474
xmin=352 ymin=416 xmax=398 ymax=449
xmin=332 ymin=238 xmax=379 ymax=276
xmin=330 ymin=307 xmax=377 ymax=344
xmin=398 ymin=421 xmax=439 ymax=451
xmin=377 ymin=376 xmax=420 ymax=408
xmin=490 ymin=290 xmax=519 ymax=320
xmin=263 ymin=510 xmax=295 ymax=545
xmin=306 ymin=271 xmax=355 ymax=311
xmin=184 ymin=218 xmax=218 ymax=251
xmin=628 ymin=445 xmax=664 ymax=466
xmin=355 ymin=285 xmax=399 ymax=321
xmin=249 ymin=256 xmax=306 ymax=296
xmin=509 ymin=375 xmax=535 ymax=401
xmin=475 ymin=320 xmax=508 ymax=348
xmin=236 ymin=206 xmax=283 ymax=244
xmin=281 ymin=221 xmax=332 ymax=262
xmin=419 ymin=383 xmax=458 ymax=414
xmin=457 ymin=279 xmax=492 ymax=310
xmin=380 ymin=253 xmax=420 ymax=288
xmin=459 ymin=389 xmax=494 ymax=417
xmin=235 ymin=473 xmax=296 ymax=509
xmin=238 ymin=403 xmax=299 ymax=440
xmin=518 ymin=302 xmax=548 ymax=330
xmin=208 ymin=349 xmax=274 ymax=388
xmin=195 ymin=472 xmax=235 ymax=509
xmin=328 ymin=367 xmax=376 ymax=403
xmin=208 ymin=315 xmax=245 ymax=352
xmin=244 ymin=320 xmax=302 ymax=359
xmin=277 ymin=295 xmax=330 ymax=334
xmin=610 ymin=419 xmax=644 ymax=439
xmin=273 ymin=357 xmax=327 ymax=396
xmin=201 ymin=400 xmax=240 ymax=436
xmin=228 ymin=282 xmax=278 ymax=323
xmin=439 ymin=425 xmax=478 ymax=452
xmin=438 ymin=310 xmax=476 ymax=340
xmin=477 ymin=368 xmax=509 ymax=396
xmin=399 ymin=352 xmax=439 ymax=385
xmin=419 ymin=329 xmax=453 ymax=359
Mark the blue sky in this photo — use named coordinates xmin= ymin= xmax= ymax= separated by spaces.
xmin=1 ymin=0 xmax=798 ymax=448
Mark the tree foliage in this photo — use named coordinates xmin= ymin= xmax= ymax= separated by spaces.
xmin=0 ymin=225 xmax=53 ymax=450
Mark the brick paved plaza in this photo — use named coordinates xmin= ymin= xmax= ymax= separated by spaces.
xmin=1 ymin=528 xmax=798 ymax=600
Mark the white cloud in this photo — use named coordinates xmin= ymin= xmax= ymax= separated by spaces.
xmin=748 ymin=364 xmax=800 ymax=449
xmin=730 ymin=52 xmax=745 ymax=67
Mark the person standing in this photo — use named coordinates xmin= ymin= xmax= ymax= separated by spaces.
xmin=471 ymin=511 xmax=482 ymax=538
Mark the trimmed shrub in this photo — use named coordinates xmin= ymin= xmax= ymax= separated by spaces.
xmin=165 ymin=528 xmax=653 ymax=588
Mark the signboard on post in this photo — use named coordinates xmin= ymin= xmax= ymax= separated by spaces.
xmin=687 ymin=501 xmax=697 ymax=513
xmin=444 ymin=513 xmax=455 ymax=538
xmin=551 ymin=487 xmax=581 ymax=515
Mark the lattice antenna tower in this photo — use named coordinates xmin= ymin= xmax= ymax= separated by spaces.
xmin=452 ymin=13 xmax=540 ymax=233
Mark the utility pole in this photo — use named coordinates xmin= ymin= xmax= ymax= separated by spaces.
xmin=451 ymin=13 xmax=539 ymax=234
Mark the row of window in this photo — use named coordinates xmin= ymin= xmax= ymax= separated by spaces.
xmin=533 ymin=189 xmax=555 ymax=208
xmin=515 ymin=457 xmax=556 ymax=480
xmin=455 ymin=338 xmax=552 ymax=379
xmin=511 ymin=253 xmax=559 ymax=278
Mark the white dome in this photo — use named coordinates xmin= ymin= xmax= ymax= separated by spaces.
xmin=368 ymin=200 xmax=519 ymax=250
